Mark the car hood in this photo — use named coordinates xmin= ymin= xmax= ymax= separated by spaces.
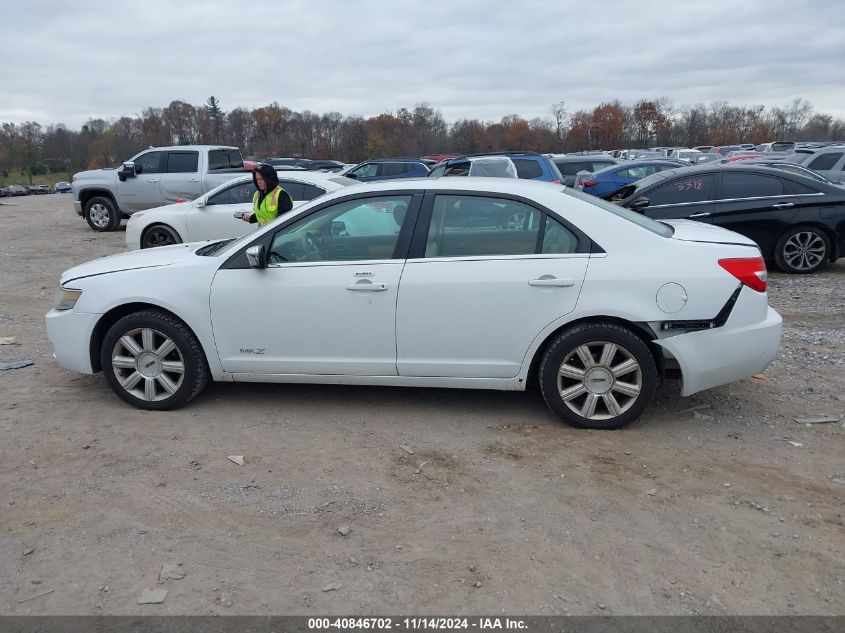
xmin=662 ymin=219 xmax=757 ymax=247
xmin=73 ymin=168 xmax=118 ymax=181
xmin=61 ymin=242 xmax=200 ymax=284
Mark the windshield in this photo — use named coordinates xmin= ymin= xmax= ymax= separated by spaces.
xmin=563 ymin=188 xmax=674 ymax=237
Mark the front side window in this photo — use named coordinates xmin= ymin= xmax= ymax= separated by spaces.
xmin=167 ymin=151 xmax=199 ymax=173
xmin=424 ymin=195 xmax=543 ymax=258
xmin=381 ymin=162 xmax=409 ymax=177
xmin=718 ymin=173 xmax=784 ymax=199
xmin=134 ymin=151 xmax=163 ymax=174
xmin=808 ymin=152 xmax=843 ymax=171
xmin=207 ymin=181 xmax=254 ymax=206
xmin=646 ymin=174 xmax=716 ymax=206
xmin=268 ymin=195 xmax=411 ymax=263
xmin=351 ymin=163 xmax=378 ymax=178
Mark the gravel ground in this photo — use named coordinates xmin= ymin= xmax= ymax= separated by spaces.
xmin=1 ymin=194 xmax=843 ymax=615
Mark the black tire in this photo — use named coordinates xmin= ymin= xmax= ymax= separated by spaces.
xmin=84 ymin=196 xmax=121 ymax=232
xmin=773 ymin=225 xmax=830 ymax=274
xmin=142 ymin=224 xmax=182 ymax=249
xmin=100 ymin=310 xmax=208 ymax=411
xmin=539 ymin=322 xmax=658 ymax=430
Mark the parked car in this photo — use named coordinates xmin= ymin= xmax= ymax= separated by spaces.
xmin=54 ymin=181 xmax=72 ymax=193
xmin=125 ymin=172 xmax=356 ymax=250
xmin=421 ymin=154 xmax=462 ymax=164
xmin=693 ymin=146 xmax=715 ymax=153
xmin=757 ymin=141 xmax=796 ymax=153
xmin=667 ymin=149 xmax=702 ymax=160
xmin=7 ymin=185 xmax=28 ymax=196
xmin=574 ymin=159 xmax=688 ymax=197
xmin=605 ymin=164 xmax=845 ymax=274
xmin=723 ymin=151 xmax=765 ymax=160
xmin=344 ymin=158 xmax=430 ymax=182
xmin=546 ymin=154 xmax=620 ymax=187
xmin=0 ymin=186 xmax=8 ymax=197
xmin=428 ymin=152 xmax=564 ymax=183
xmin=72 ymin=145 xmax=248 ymax=232
xmin=786 ymin=147 xmax=845 ymax=183
xmin=46 ymin=177 xmax=781 ymax=429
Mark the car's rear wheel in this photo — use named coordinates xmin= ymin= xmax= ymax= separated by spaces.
xmin=774 ymin=226 xmax=830 ymax=274
xmin=539 ymin=322 xmax=657 ymax=430
xmin=142 ymin=224 xmax=182 ymax=249
xmin=100 ymin=310 xmax=208 ymax=410
xmin=85 ymin=196 xmax=121 ymax=232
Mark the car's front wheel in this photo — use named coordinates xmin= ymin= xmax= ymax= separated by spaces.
xmin=85 ymin=196 xmax=121 ymax=232
xmin=142 ymin=224 xmax=182 ymax=249
xmin=100 ymin=310 xmax=208 ymax=410
xmin=539 ymin=322 xmax=658 ymax=429
xmin=774 ymin=225 xmax=830 ymax=274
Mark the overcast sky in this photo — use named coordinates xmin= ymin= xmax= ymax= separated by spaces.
xmin=2 ymin=0 xmax=844 ymax=128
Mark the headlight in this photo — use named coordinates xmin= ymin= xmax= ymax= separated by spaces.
xmin=53 ymin=287 xmax=82 ymax=311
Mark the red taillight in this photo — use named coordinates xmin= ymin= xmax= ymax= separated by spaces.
xmin=176 ymin=198 xmax=186 ymax=203
xmin=581 ymin=179 xmax=598 ymax=187
xmin=718 ymin=257 xmax=767 ymax=293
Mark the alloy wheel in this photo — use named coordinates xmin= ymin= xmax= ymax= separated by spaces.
xmin=89 ymin=203 xmax=111 ymax=229
xmin=783 ymin=231 xmax=826 ymax=271
xmin=557 ymin=341 xmax=642 ymax=420
xmin=111 ymin=328 xmax=185 ymax=402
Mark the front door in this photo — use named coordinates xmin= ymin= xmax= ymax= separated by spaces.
xmin=396 ymin=194 xmax=589 ymax=379
xmin=118 ymin=150 xmax=163 ymax=212
xmin=210 ymin=193 xmax=418 ymax=376
xmin=187 ymin=179 xmax=256 ymax=242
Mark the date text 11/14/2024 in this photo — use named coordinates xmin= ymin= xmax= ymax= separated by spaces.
xmin=308 ymin=618 xmax=528 ymax=631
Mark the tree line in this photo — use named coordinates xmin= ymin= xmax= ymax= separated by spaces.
xmin=2 ymin=96 xmax=844 ymax=183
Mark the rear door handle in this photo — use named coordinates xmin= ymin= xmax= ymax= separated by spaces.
xmin=188 ymin=178 xmax=200 ymax=182
xmin=772 ymin=202 xmax=795 ymax=209
xmin=529 ymin=277 xmax=574 ymax=287
xmin=146 ymin=179 xmax=159 ymax=183
xmin=688 ymin=212 xmax=710 ymax=218
xmin=346 ymin=282 xmax=388 ymax=292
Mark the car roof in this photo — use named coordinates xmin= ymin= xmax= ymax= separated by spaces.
xmin=549 ymin=155 xmax=617 ymax=162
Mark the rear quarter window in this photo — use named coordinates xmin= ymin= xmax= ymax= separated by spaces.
xmin=719 ymin=173 xmax=784 ymax=199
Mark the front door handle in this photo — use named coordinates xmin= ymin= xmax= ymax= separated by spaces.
xmin=147 ymin=179 xmax=159 ymax=183
xmin=346 ymin=282 xmax=388 ymax=292
xmin=529 ymin=277 xmax=574 ymax=287
xmin=772 ymin=202 xmax=795 ymax=209
xmin=688 ymin=212 xmax=710 ymax=218
xmin=188 ymin=178 xmax=200 ymax=182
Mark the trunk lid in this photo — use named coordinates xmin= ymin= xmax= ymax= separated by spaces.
xmin=663 ymin=219 xmax=758 ymax=247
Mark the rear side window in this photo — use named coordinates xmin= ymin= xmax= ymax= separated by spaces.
xmin=808 ymin=152 xmax=843 ymax=171
xmin=381 ymin=162 xmax=410 ymax=177
xmin=785 ymin=180 xmax=822 ymax=195
xmin=208 ymin=149 xmax=244 ymax=170
xmin=618 ymin=165 xmax=660 ymax=180
xmin=134 ymin=151 xmax=163 ymax=174
xmin=719 ymin=173 xmax=784 ymax=199
xmin=590 ymin=161 xmax=616 ymax=171
xmin=555 ymin=161 xmax=591 ymax=176
xmin=167 ymin=151 xmax=199 ymax=173
xmin=512 ymin=159 xmax=544 ymax=179
xmin=646 ymin=174 xmax=716 ymax=206
xmin=278 ymin=181 xmax=306 ymax=200
xmin=302 ymin=184 xmax=327 ymax=200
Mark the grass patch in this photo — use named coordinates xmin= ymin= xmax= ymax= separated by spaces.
xmin=1 ymin=171 xmax=71 ymax=187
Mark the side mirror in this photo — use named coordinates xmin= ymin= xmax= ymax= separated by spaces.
xmin=195 ymin=199 xmax=205 ymax=208
xmin=629 ymin=197 xmax=650 ymax=210
xmin=122 ymin=161 xmax=137 ymax=175
xmin=345 ymin=172 xmax=358 ymax=179
xmin=245 ymin=245 xmax=267 ymax=269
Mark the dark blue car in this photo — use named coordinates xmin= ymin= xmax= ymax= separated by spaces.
xmin=344 ymin=158 xmax=430 ymax=182
xmin=575 ymin=159 xmax=687 ymax=196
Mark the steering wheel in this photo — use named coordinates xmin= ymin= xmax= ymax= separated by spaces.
xmin=303 ymin=231 xmax=323 ymax=260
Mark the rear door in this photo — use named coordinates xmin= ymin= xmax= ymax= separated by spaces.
xmin=638 ymin=173 xmax=717 ymax=221
xmin=160 ymin=150 xmax=202 ymax=204
xmin=806 ymin=151 xmax=845 ymax=182
xmin=395 ymin=193 xmax=590 ymax=379
xmin=708 ymin=172 xmax=798 ymax=255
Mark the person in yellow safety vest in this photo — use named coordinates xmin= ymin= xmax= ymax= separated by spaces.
xmin=240 ymin=162 xmax=293 ymax=226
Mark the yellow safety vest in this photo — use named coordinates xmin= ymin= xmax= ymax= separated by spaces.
xmin=252 ymin=186 xmax=285 ymax=225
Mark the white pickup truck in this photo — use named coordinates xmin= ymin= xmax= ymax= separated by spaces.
xmin=72 ymin=145 xmax=248 ymax=231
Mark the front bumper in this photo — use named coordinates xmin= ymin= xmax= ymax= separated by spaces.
xmin=125 ymin=218 xmax=142 ymax=250
xmin=655 ymin=292 xmax=782 ymax=396
xmin=73 ymin=200 xmax=83 ymax=216
xmin=45 ymin=309 xmax=101 ymax=374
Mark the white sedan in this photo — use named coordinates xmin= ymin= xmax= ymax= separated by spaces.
xmin=125 ymin=172 xmax=356 ymax=250
xmin=46 ymin=178 xmax=782 ymax=429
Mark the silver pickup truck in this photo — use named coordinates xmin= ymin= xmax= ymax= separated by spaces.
xmin=72 ymin=145 xmax=248 ymax=231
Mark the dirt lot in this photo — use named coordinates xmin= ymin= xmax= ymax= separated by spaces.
xmin=1 ymin=194 xmax=843 ymax=615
